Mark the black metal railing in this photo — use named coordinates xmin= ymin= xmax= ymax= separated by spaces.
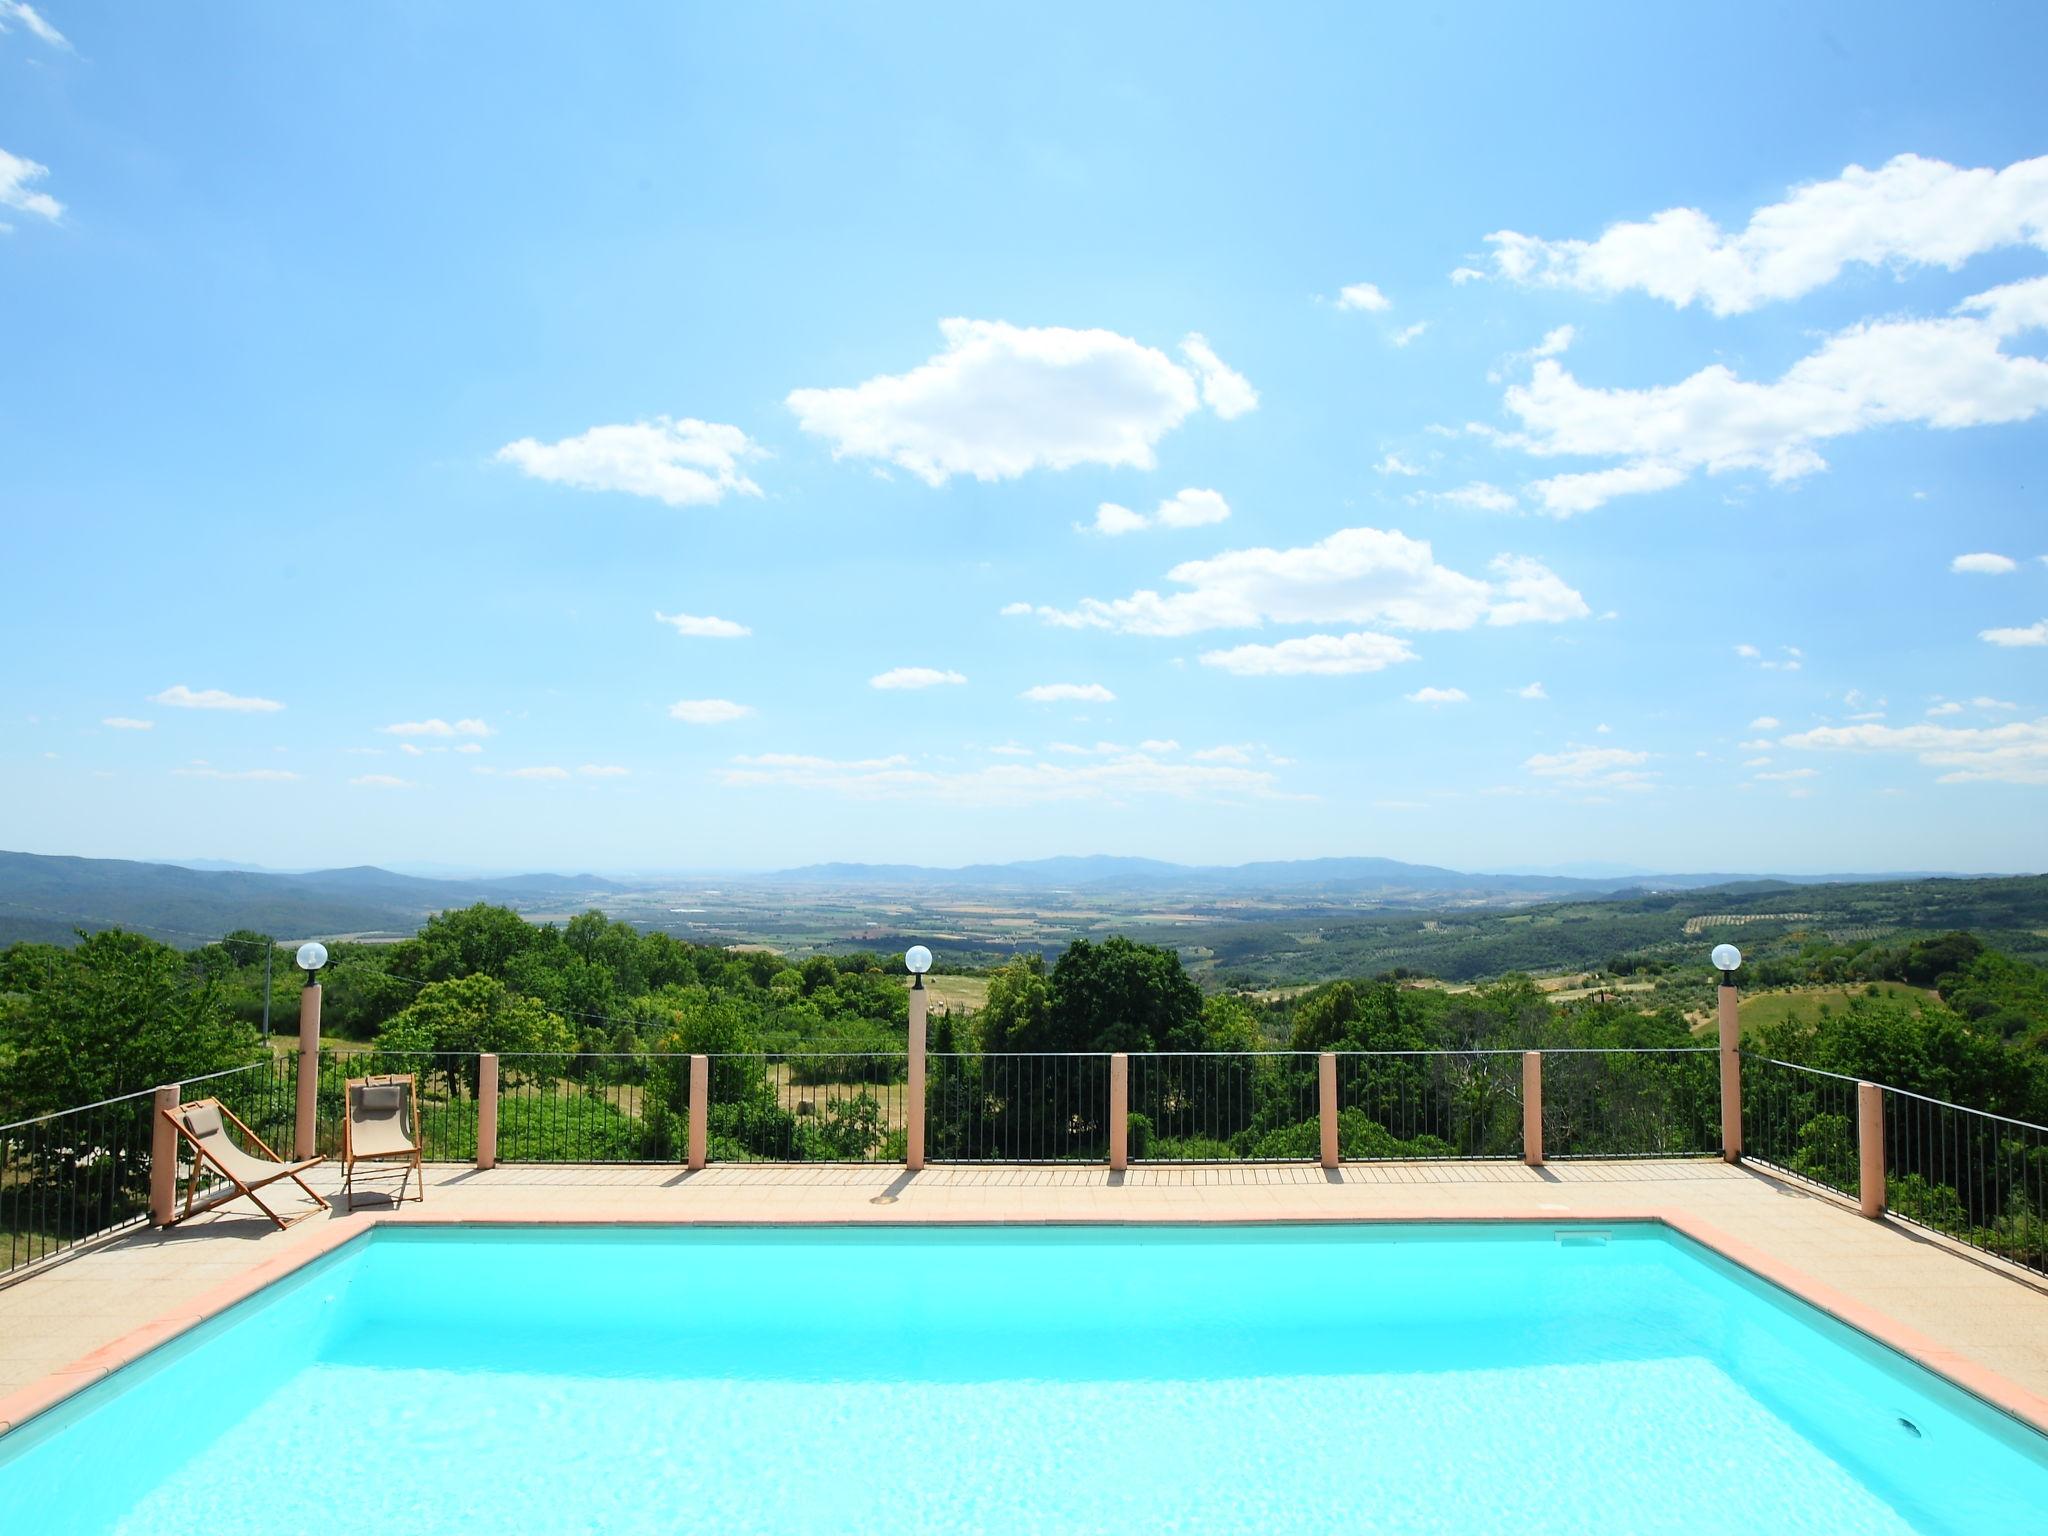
xmin=707 ymin=1053 xmax=907 ymax=1164
xmin=1129 ymin=1052 xmax=1319 ymax=1162
xmin=496 ymin=1051 xmax=676 ymax=1163
xmin=1740 ymin=1054 xmax=1862 ymax=1198
xmin=1882 ymin=1087 xmax=2047 ymax=1276
xmin=926 ymin=1053 xmax=1110 ymax=1162
xmin=0 ymin=1058 xmax=289 ymax=1281
xmin=1542 ymin=1048 xmax=1718 ymax=1159
xmin=1333 ymin=1050 xmax=1524 ymax=1159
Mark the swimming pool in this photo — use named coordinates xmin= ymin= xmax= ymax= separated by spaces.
xmin=2 ymin=1223 xmax=2043 ymax=1533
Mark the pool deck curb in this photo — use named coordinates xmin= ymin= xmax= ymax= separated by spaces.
xmin=3 ymin=1173 xmax=2046 ymax=1441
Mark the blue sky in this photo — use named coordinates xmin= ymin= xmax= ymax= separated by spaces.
xmin=4 ymin=3 xmax=2047 ymax=875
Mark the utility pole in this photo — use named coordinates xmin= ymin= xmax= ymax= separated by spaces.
xmin=261 ymin=943 xmax=274 ymax=1039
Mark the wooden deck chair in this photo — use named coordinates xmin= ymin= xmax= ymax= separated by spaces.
xmin=344 ymin=1073 xmax=424 ymax=1212
xmin=163 ymin=1098 xmax=328 ymax=1230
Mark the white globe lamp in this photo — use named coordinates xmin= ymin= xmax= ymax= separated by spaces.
xmin=1711 ymin=943 xmax=1742 ymax=981
xmin=904 ymin=945 xmax=932 ymax=988
xmin=296 ymin=941 xmax=329 ymax=977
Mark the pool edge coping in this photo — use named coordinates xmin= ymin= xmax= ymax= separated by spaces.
xmin=2 ymin=1204 xmax=2044 ymax=1441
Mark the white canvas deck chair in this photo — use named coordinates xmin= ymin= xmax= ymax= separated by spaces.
xmin=344 ymin=1073 xmax=425 ymax=1212
xmin=162 ymin=1098 xmax=327 ymax=1229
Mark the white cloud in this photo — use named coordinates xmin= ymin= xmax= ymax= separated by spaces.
xmin=669 ymin=699 xmax=754 ymax=725
xmin=1518 ymin=682 xmax=1548 ymax=700
xmin=1974 ymin=697 xmax=2019 ymax=711
xmin=1754 ymin=767 xmax=1821 ymax=781
xmin=1495 ymin=274 xmax=2048 ymax=513
xmin=0 ymin=3 xmax=67 ymax=48
xmin=1749 ymin=716 xmax=1781 ymax=729
xmin=1199 ymin=631 xmax=1418 ymax=677
xmin=1021 ymin=682 xmax=1115 ymax=703
xmin=1090 ymin=502 xmax=1150 ymax=536
xmin=0 ymin=147 xmax=61 ymax=223
xmin=1405 ymin=686 xmax=1469 ymax=705
xmin=870 ymin=667 xmax=967 ymax=690
xmin=578 ymin=764 xmax=630 ymax=777
xmin=722 ymin=748 xmax=1285 ymax=806
xmin=1335 ymin=282 xmax=1393 ymax=312
xmin=1524 ymin=745 xmax=1654 ymax=790
xmin=1449 ymin=266 xmax=1487 ymax=284
xmin=1735 ymin=646 xmax=1802 ymax=672
xmin=1926 ymin=701 xmax=1964 ymax=717
xmin=1390 ymin=322 xmax=1429 ymax=348
xmin=1781 ymin=717 xmax=2048 ymax=785
xmin=1743 ymin=756 xmax=1772 ymax=768
xmin=1952 ymin=552 xmax=2018 ymax=574
xmin=379 ymin=717 xmax=491 ymax=738
xmin=1138 ymin=738 xmax=1180 ymax=753
xmin=1374 ymin=453 xmax=1424 ymax=477
xmin=1426 ymin=481 xmax=1518 ymax=512
xmin=349 ymin=773 xmax=413 ymax=789
xmin=1483 ymin=153 xmax=2048 ymax=315
xmin=1089 ymin=487 xmax=1231 ymax=536
xmin=455 ymin=742 xmax=483 ymax=755
xmin=1484 ymin=555 xmax=1591 ymax=627
xmin=1191 ymin=744 xmax=1253 ymax=763
xmin=655 ymin=610 xmax=751 ymax=638
xmin=507 ymin=766 xmax=571 ymax=781
xmin=1014 ymin=527 xmax=1586 ymax=638
xmin=174 ymin=766 xmax=300 ymax=782
xmin=497 ymin=418 xmax=763 ymax=507
xmin=1178 ymin=334 xmax=1259 ymax=419
xmin=1526 ymin=460 xmax=1688 ymax=517
xmin=987 ymin=743 xmax=1033 ymax=757
xmin=399 ymin=743 xmax=425 ymax=757
xmin=151 ymin=684 xmax=284 ymax=713
xmin=1982 ymin=619 xmax=2048 ymax=648
xmin=101 ymin=717 xmax=153 ymax=731
xmin=785 ymin=319 xmax=1250 ymax=485
xmin=1532 ymin=325 xmax=1576 ymax=358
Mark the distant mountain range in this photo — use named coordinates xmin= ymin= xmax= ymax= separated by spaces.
xmin=766 ymin=854 xmax=1965 ymax=895
xmin=0 ymin=851 xmax=628 ymax=947
xmin=0 ymin=847 xmax=1994 ymax=950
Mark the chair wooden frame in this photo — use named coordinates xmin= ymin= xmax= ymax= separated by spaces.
xmin=162 ymin=1097 xmax=328 ymax=1230
xmin=343 ymin=1072 xmax=425 ymax=1212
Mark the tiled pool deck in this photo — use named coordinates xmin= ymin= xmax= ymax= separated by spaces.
xmin=3 ymin=1158 xmax=2045 ymax=1437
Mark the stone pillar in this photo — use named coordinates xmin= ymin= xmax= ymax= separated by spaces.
xmin=150 ymin=1083 xmax=181 ymax=1225
xmin=294 ymin=981 xmax=321 ymax=1160
xmin=1718 ymin=981 xmax=1742 ymax=1162
xmin=1109 ymin=1053 xmax=1129 ymax=1171
xmin=1858 ymin=1081 xmax=1886 ymax=1219
xmin=1523 ymin=1051 xmax=1544 ymax=1167
xmin=906 ymin=982 xmax=928 ymax=1172
xmin=687 ymin=1054 xmax=709 ymax=1171
xmin=1318 ymin=1052 xmax=1339 ymax=1169
xmin=477 ymin=1053 xmax=499 ymax=1170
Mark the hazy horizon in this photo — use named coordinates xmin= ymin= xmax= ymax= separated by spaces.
xmin=5 ymin=844 xmax=2035 ymax=886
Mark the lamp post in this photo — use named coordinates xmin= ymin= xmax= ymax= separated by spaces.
xmin=1713 ymin=943 xmax=1743 ymax=1162
xmin=905 ymin=945 xmax=931 ymax=1171
xmin=294 ymin=941 xmax=328 ymax=1161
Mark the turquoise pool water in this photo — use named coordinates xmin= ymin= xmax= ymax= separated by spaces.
xmin=2 ymin=1223 xmax=2044 ymax=1533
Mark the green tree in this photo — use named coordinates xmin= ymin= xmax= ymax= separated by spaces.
xmin=977 ymin=953 xmax=1054 ymax=1052
xmin=0 ymin=930 xmax=260 ymax=1115
xmin=379 ymin=973 xmax=573 ymax=1094
xmin=1047 ymin=936 xmax=1204 ymax=1052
